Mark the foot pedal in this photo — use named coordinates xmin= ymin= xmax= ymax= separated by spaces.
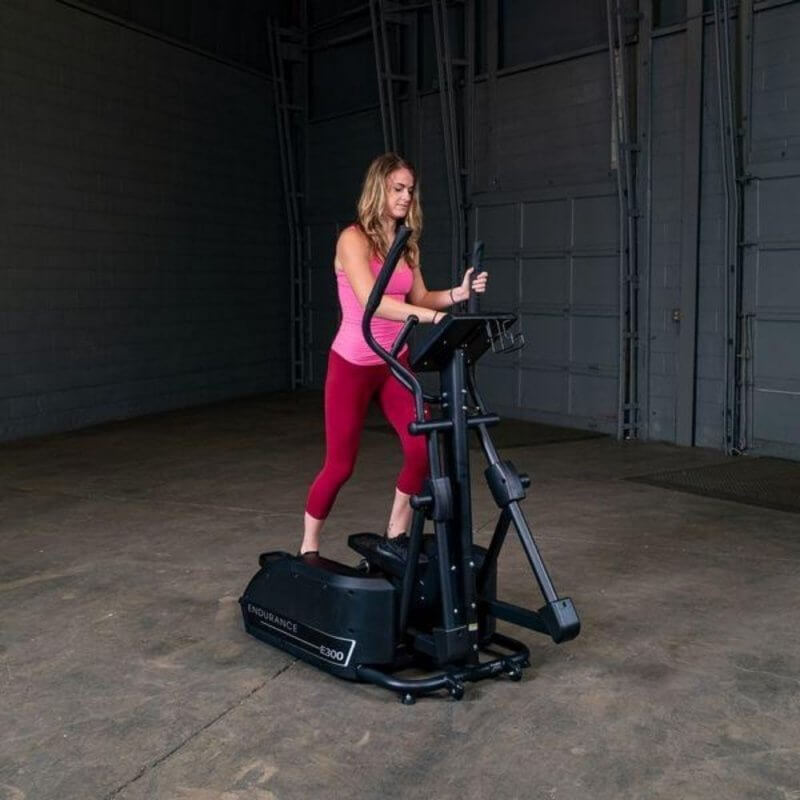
xmin=348 ymin=532 xmax=427 ymax=579
xmin=259 ymin=550 xmax=292 ymax=568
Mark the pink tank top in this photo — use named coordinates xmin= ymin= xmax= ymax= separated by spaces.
xmin=330 ymin=256 xmax=414 ymax=366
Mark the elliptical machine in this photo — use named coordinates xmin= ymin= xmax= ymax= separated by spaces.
xmin=240 ymin=226 xmax=580 ymax=703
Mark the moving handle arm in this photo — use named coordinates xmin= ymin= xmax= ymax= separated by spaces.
xmin=362 ymin=226 xmax=426 ymax=420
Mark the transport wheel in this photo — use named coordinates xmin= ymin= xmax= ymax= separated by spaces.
xmin=356 ymin=558 xmax=372 ymax=574
xmin=449 ymin=683 xmax=465 ymax=701
xmin=507 ymin=666 xmax=523 ymax=682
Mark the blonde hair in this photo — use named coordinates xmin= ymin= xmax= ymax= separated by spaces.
xmin=356 ymin=152 xmax=422 ymax=267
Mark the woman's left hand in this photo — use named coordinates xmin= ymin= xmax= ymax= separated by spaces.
xmin=457 ymin=267 xmax=489 ymax=301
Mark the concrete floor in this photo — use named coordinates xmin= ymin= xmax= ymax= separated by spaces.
xmin=1 ymin=392 xmax=799 ymax=800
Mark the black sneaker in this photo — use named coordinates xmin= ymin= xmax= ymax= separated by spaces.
xmin=376 ymin=533 xmax=410 ymax=561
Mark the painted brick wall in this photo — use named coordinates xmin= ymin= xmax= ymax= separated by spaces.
xmin=474 ymin=50 xmax=614 ymax=194
xmin=0 ymin=0 xmax=288 ymax=441
xmin=305 ymin=109 xmax=384 ymax=386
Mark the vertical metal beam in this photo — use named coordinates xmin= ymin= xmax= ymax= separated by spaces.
xmin=268 ymin=17 xmax=299 ymax=388
xmin=636 ymin=0 xmax=654 ymax=441
xmin=431 ymin=0 xmax=465 ymax=283
xmin=676 ymin=0 xmax=705 ymax=446
xmin=735 ymin=0 xmax=754 ymax=451
xmin=713 ymin=0 xmax=740 ymax=453
xmin=378 ymin=0 xmax=399 ymax=151
xmin=302 ymin=0 xmax=312 ymax=385
xmin=268 ymin=16 xmax=308 ymax=389
xmin=617 ymin=2 xmax=640 ymax=441
xmin=606 ymin=0 xmax=640 ymax=441
xmin=370 ymin=0 xmax=393 ymax=151
xmin=486 ymin=0 xmax=499 ymax=190
xmin=737 ymin=0 xmax=753 ymax=170
xmin=464 ymin=0 xmax=476 ymax=237
xmin=371 ymin=2 xmax=415 ymax=157
xmin=408 ymin=8 xmax=421 ymax=163
xmin=606 ymin=2 xmax=628 ymax=440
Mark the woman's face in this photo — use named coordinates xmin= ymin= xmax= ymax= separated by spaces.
xmin=383 ymin=167 xmax=415 ymax=220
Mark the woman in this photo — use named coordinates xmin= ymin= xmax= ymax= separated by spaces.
xmin=299 ymin=152 xmax=488 ymax=556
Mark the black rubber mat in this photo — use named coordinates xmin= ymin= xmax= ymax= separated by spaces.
xmin=366 ymin=417 xmax=603 ymax=449
xmin=629 ymin=457 xmax=800 ymax=514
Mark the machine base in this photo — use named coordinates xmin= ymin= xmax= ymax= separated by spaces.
xmin=241 ymin=547 xmax=528 ymax=701
xmin=240 ymin=550 xmax=397 ymax=680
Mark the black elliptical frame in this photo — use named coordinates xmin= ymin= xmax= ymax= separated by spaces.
xmin=350 ymin=226 xmax=580 ymax=703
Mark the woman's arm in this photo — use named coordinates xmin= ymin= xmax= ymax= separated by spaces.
xmin=337 ymin=228 xmax=444 ymax=323
xmin=407 ymin=265 xmax=489 ymax=310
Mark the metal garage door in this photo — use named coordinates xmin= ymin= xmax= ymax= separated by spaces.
xmin=473 ymin=185 xmax=620 ymax=433
xmin=741 ymin=167 xmax=800 ymax=458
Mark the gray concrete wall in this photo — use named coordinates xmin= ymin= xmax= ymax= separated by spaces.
xmin=0 ymin=0 xmax=288 ymax=442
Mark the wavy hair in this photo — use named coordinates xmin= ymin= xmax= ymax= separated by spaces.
xmin=356 ymin=152 xmax=422 ymax=267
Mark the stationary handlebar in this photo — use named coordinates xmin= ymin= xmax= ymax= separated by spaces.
xmin=468 ymin=240 xmax=483 ymax=313
xmin=362 ymin=226 xmax=426 ymax=419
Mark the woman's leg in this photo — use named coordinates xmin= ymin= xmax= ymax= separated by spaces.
xmin=385 ymin=487 xmax=413 ymax=538
xmin=378 ymin=361 xmax=430 ymax=538
xmin=302 ymin=352 xmax=378 ymax=553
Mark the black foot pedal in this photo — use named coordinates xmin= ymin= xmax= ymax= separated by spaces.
xmin=348 ymin=532 xmax=428 ymax=579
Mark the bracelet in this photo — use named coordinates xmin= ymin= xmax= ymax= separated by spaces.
xmin=449 ymin=287 xmax=456 ymax=305
xmin=433 ymin=311 xmax=440 ymax=324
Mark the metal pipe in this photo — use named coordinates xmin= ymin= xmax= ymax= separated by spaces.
xmin=439 ymin=0 xmax=466 ymax=278
xmin=465 ymin=0 xmax=476 ymax=224
xmin=712 ymin=0 xmax=733 ymax=451
xmin=617 ymin=1 xmax=639 ymax=440
xmin=714 ymin=0 xmax=743 ymax=454
xmin=277 ymin=21 xmax=307 ymax=389
xmin=431 ymin=0 xmax=462 ymax=284
xmin=736 ymin=0 xmax=754 ymax=451
xmin=378 ymin=0 xmax=399 ymax=150
xmin=369 ymin=0 xmax=392 ymax=151
xmin=722 ymin=0 xmax=744 ymax=453
xmin=636 ymin=0 xmax=654 ymax=441
xmin=606 ymin=0 xmax=627 ymax=441
xmin=302 ymin=0 xmax=312 ymax=385
xmin=268 ymin=16 xmax=300 ymax=389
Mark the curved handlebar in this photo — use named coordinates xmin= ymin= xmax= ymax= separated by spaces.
xmin=362 ymin=226 xmax=426 ymax=419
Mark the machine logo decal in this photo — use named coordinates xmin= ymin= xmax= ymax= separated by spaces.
xmin=246 ymin=602 xmax=356 ymax=667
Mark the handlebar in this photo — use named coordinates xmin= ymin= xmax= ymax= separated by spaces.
xmin=362 ymin=226 xmax=426 ymax=420
xmin=468 ymin=240 xmax=483 ymax=313
xmin=391 ymin=315 xmax=419 ymax=357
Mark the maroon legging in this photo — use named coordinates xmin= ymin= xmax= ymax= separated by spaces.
xmin=305 ymin=349 xmax=429 ymax=520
